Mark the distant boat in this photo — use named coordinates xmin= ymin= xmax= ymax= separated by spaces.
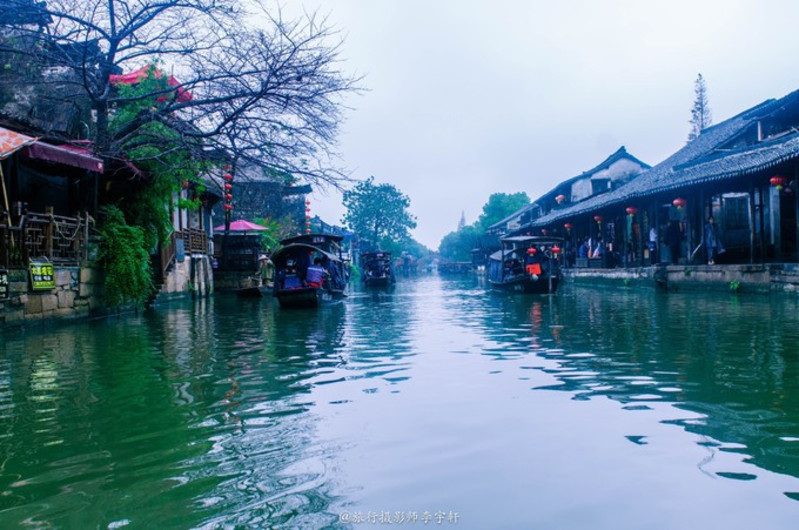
xmin=487 ymin=236 xmax=562 ymax=294
xmin=361 ymin=251 xmax=395 ymax=287
xmin=271 ymin=233 xmax=350 ymax=308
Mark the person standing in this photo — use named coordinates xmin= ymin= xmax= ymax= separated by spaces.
xmin=649 ymin=226 xmax=659 ymax=264
xmin=257 ymin=254 xmax=274 ymax=286
xmin=704 ymin=215 xmax=724 ymax=265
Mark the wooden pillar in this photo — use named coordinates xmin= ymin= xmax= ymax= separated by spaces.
xmin=748 ymin=183 xmax=755 ymax=264
xmin=45 ymin=206 xmax=54 ymax=259
xmin=757 ymin=186 xmax=768 ymax=263
xmin=795 ymin=167 xmax=799 ymax=261
xmin=773 ymin=183 xmax=782 ymax=260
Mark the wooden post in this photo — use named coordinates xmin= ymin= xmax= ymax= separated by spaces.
xmin=748 ymin=184 xmax=755 ymax=264
xmin=45 ymin=206 xmax=54 ymax=259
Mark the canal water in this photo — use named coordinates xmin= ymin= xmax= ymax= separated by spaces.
xmin=1 ymin=274 xmax=799 ymax=529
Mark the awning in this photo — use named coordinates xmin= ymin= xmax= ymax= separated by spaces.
xmin=0 ymin=126 xmax=37 ymax=160
xmin=1 ymin=125 xmax=104 ymax=172
xmin=22 ymin=142 xmax=104 ymax=173
xmin=213 ymin=219 xmax=269 ymax=232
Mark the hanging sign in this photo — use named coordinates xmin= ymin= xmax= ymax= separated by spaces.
xmin=0 ymin=269 xmax=8 ymax=299
xmin=29 ymin=261 xmax=55 ymax=290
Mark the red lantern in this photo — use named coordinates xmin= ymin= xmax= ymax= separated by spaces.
xmin=224 ymin=182 xmax=232 ymax=191
xmin=223 ymin=204 xmax=233 ymax=211
xmin=672 ymin=197 xmax=686 ymax=208
xmin=770 ymin=175 xmax=787 ymax=189
xmin=552 ymin=245 xmax=561 ymax=254
xmin=625 ymin=206 xmax=638 ymax=215
xmin=225 ymin=193 xmax=232 ymax=201
xmin=527 ymin=247 xmax=537 ymax=255
xmin=223 ymin=173 xmax=233 ymax=181
xmin=594 ymin=215 xmax=602 ymax=223
xmin=555 ymin=194 xmax=565 ymax=204
xmin=305 ymin=199 xmax=311 ymax=206
xmin=564 ymin=222 xmax=573 ymax=231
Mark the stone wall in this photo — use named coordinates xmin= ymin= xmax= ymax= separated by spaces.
xmin=0 ymin=266 xmax=103 ymax=327
xmin=0 ymin=255 xmax=215 ymax=328
xmin=563 ymin=263 xmax=799 ymax=294
xmin=156 ymin=255 xmax=214 ymax=302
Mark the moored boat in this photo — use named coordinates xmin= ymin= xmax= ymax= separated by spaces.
xmin=488 ymin=236 xmax=562 ymax=294
xmin=271 ymin=233 xmax=350 ymax=308
xmin=361 ymin=251 xmax=396 ymax=287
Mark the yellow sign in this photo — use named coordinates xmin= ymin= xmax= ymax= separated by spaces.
xmin=29 ymin=261 xmax=55 ymax=290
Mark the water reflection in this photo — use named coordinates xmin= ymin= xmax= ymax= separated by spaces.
xmin=520 ymin=286 xmax=799 ymax=491
xmin=1 ymin=279 xmax=799 ymax=528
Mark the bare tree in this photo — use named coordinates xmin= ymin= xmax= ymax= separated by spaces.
xmin=0 ymin=0 xmax=358 ymax=188
xmin=687 ymin=73 xmax=712 ymax=142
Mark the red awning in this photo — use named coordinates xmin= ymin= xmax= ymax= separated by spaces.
xmin=0 ymin=126 xmax=37 ymax=160
xmin=110 ymin=66 xmax=193 ymax=102
xmin=21 ymin=142 xmax=104 ymax=173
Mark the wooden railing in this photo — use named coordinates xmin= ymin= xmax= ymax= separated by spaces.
xmin=159 ymin=231 xmax=178 ymax=280
xmin=183 ymin=227 xmax=207 ymax=254
xmin=0 ymin=207 xmax=91 ymax=269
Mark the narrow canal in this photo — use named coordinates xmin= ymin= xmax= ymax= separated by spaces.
xmin=1 ymin=275 xmax=799 ymax=529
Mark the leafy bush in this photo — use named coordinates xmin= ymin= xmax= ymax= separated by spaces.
xmin=98 ymin=206 xmax=154 ymax=308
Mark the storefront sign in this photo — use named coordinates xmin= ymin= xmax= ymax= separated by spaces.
xmin=0 ymin=269 xmax=8 ymax=299
xmin=29 ymin=261 xmax=55 ymax=290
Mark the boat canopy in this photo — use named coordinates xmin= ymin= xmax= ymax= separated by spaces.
xmin=271 ymin=242 xmax=341 ymax=266
xmin=280 ymin=233 xmax=344 ymax=245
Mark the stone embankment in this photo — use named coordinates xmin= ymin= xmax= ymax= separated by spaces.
xmin=563 ymin=263 xmax=799 ymax=294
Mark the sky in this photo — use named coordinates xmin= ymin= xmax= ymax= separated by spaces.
xmin=286 ymin=0 xmax=799 ymax=250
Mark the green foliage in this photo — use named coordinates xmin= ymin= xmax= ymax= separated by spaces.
xmin=110 ymin=64 xmax=208 ymax=249
xmin=688 ymin=73 xmax=712 ymax=142
xmin=342 ymin=176 xmax=416 ymax=249
xmin=95 ymin=65 xmax=208 ymax=305
xmin=254 ymin=215 xmax=299 ymax=252
xmin=475 ymin=192 xmax=530 ymax=231
xmin=97 ymin=206 xmax=154 ymax=308
xmin=439 ymin=225 xmax=480 ymax=262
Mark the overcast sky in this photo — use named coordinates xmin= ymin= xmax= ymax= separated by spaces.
xmin=288 ymin=0 xmax=799 ymax=250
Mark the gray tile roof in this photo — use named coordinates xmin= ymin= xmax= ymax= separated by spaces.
xmin=528 ymin=90 xmax=799 ymax=227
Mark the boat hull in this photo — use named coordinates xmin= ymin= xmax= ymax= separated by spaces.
xmin=489 ymin=275 xmax=560 ymax=294
xmin=363 ymin=275 xmax=394 ymax=288
xmin=235 ymin=283 xmax=272 ymax=298
xmin=274 ymin=286 xmax=346 ymax=308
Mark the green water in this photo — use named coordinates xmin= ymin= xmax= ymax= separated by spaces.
xmin=1 ymin=276 xmax=799 ymax=529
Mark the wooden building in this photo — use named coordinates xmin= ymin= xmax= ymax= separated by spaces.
xmin=517 ymin=89 xmax=799 ymax=268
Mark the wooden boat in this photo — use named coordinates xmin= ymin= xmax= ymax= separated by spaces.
xmin=271 ymin=233 xmax=350 ymax=308
xmin=235 ymin=282 xmax=272 ymax=298
xmin=487 ymin=236 xmax=562 ymax=294
xmin=361 ymin=251 xmax=395 ymax=287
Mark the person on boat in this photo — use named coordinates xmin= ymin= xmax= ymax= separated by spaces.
xmin=280 ymin=260 xmax=303 ymax=289
xmin=306 ymin=257 xmax=328 ymax=288
xmin=257 ymin=254 xmax=274 ymax=287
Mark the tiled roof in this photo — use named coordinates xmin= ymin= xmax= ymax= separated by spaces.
xmin=529 ymin=89 xmax=799 ymax=227
xmin=488 ymin=146 xmax=650 ymax=231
